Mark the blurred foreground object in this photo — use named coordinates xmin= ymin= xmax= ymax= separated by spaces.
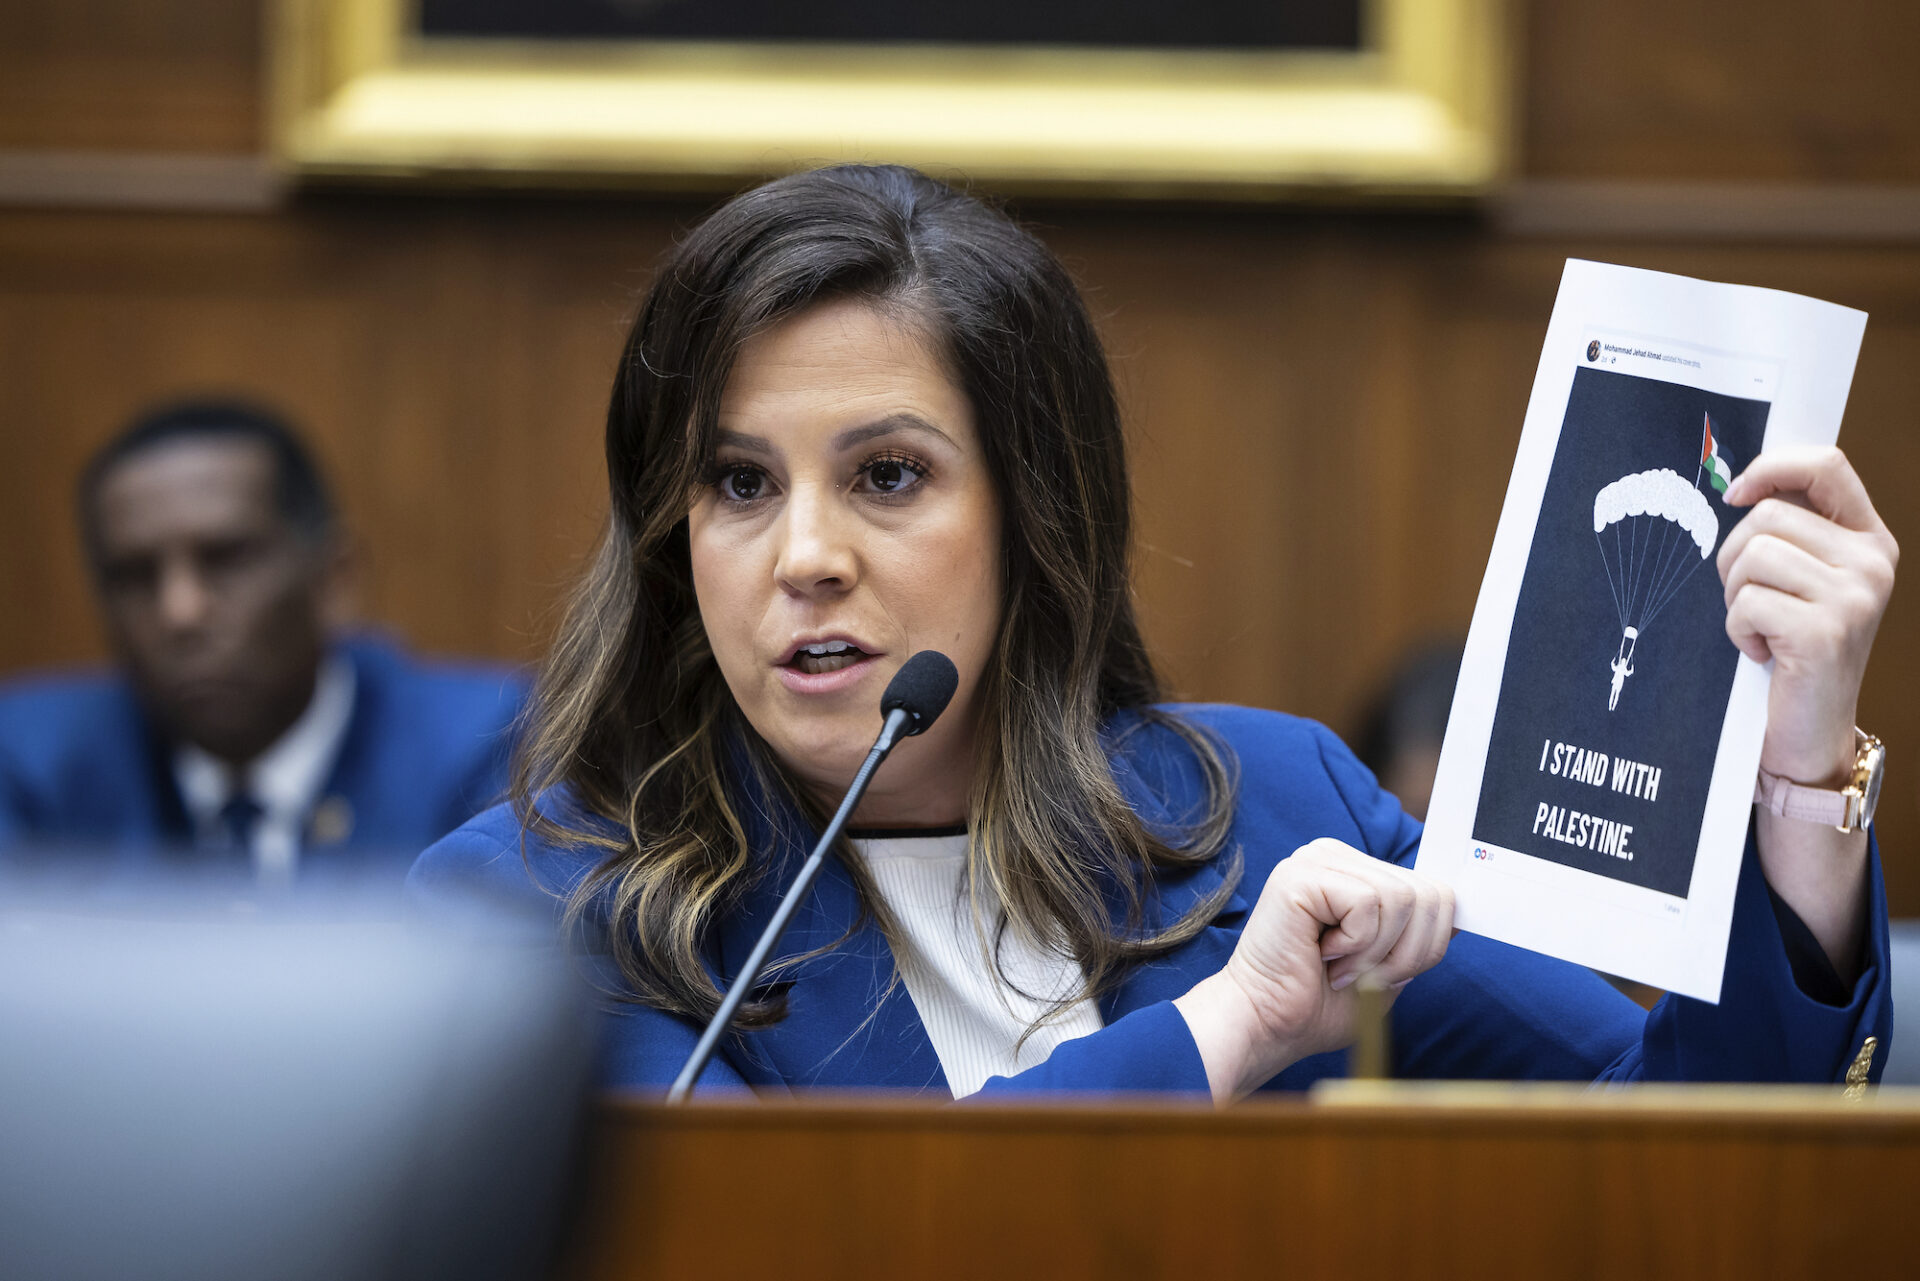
xmin=0 ymin=889 xmax=593 ymax=1281
xmin=1889 ymin=920 xmax=1920 ymax=1084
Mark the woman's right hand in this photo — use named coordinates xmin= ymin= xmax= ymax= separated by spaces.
xmin=1172 ymin=839 xmax=1455 ymax=1104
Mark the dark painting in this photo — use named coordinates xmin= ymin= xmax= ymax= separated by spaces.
xmin=1471 ymin=366 xmax=1769 ymax=899
xmin=418 ymin=1 xmax=1365 ymax=51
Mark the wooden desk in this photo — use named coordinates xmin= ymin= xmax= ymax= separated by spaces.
xmin=564 ymin=1085 xmax=1920 ymax=1280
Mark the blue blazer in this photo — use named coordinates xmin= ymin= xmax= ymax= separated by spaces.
xmin=0 ymin=635 xmax=528 ymax=879
xmin=408 ymin=705 xmax=1891 ymax=1095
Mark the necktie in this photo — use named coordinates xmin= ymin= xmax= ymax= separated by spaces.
xmin=218 ymin=791 xmax=265 ymax=863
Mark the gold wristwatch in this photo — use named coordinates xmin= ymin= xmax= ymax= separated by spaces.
xmin=1753 ymin=729 xmax=1886 ymax=833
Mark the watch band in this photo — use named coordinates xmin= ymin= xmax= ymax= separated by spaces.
xmin=1752 ymin=768 xmax=1854 ymax=828
xmin=1752 ymin=728 xmax=1883 ymax=832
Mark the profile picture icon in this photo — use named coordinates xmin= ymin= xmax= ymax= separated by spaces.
xmin=1586 ymin=340 xmax=1601 ymax=362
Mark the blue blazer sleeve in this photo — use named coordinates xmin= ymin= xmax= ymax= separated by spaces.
xmin=1313 ymin=723 xmax=1893 ymax=1086
xmin=971 ymin=1003 xmax=1211 ymax=1096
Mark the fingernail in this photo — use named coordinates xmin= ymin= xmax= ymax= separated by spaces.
xmin=1321 ymin=951 xmax=1347 ymax=962
xmin=1330 ymin=972 xmax=1356 ymax=991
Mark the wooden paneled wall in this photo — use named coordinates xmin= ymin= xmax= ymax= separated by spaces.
xmin=4 ymin=2 xmax=1919 ymax=907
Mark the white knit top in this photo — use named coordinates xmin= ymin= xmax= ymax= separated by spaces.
xmin=849 ymin=830 xmax=1105 ymax=1098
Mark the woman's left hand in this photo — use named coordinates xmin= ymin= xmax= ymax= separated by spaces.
xmin=1718 ymin=446 xmax=1897 ymax=977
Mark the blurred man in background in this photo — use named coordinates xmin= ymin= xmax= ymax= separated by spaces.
xmin=1351 ymin=638 xmax=1464 ymax=824
xmin=0 ymin=401 xmax=527 ymax=886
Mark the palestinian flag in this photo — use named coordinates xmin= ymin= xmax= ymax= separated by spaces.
xmin=1700 ymin=412 xmax=1733 ymax=495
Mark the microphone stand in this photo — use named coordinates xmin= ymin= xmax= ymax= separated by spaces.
xmin=665 ymin=705 xmax=916 ymax=1104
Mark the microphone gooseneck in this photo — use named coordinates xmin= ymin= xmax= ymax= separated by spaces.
xmin=665 ymin=650 xmax=957 ymax=1104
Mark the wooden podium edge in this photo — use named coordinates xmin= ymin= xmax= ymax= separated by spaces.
xmin=564 ymin=1083 xmax=1920 ymax=1279
xmin=591 ymin=1079 xmax=1920 ymax=1137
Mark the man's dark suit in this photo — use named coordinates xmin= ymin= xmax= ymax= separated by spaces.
xmin=0 ymin=635 xmax=528 ymax=879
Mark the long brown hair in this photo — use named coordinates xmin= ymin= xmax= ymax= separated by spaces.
xmin=516 ymin=164 xmax=1239 ymax=1030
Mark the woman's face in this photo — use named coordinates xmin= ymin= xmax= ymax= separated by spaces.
xmin=688 ymin=298 xmax=1003 ymax=826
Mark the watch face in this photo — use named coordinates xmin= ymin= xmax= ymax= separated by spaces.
xmin=1864 ymin=747 xmax=1885 ymax=822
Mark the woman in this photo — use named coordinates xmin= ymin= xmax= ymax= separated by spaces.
xmin=412 ymin=165 xmax=1895 ymax=1101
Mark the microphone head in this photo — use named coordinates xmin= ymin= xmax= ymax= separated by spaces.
xmin=879 ymin=651 xmax=958 ymax=737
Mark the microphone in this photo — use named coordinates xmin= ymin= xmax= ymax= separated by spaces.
xmin=876 ymin=648 xmax=959 ymax=751
xmin=665 ymin=650 xmax=958 ymax=1103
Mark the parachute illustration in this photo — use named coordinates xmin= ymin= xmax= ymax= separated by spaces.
xmin=1592 ymin=466 xmax=1720 ymax=711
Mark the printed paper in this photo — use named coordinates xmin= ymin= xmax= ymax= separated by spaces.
xmin=1415 ymin=260 xmax=1866 ymax=1001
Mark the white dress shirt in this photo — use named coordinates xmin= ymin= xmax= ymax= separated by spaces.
xmin=173 ymin=654 xmax=356 ymax=888
xmin=850 ymin=831 xmax=1106 ymax=1098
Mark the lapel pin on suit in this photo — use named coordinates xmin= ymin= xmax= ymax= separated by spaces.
xmin=308 ymin=796 xmax=355 ymax=847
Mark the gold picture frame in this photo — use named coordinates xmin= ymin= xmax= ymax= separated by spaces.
xmin=271 ymin=0 xmax=1510 ymax=201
